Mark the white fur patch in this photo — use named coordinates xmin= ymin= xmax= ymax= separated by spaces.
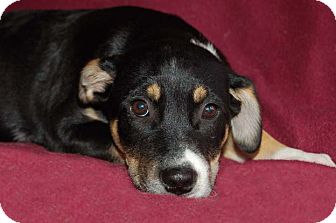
xmin=190 ymin=38 xmax=221 ymax=60
xmin=230 ymin=88 xmax=261 ymax=151
xmin=184 ymin=149 xmax=211 ymax=198
xmin=271 ymin=147 xmax=336 ymax=168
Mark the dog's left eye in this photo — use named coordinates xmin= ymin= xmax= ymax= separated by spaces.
xmin=202 ymin=104 xmax=218 ymax=119
xmin=131 ymin=100 xmax=149 ymax=117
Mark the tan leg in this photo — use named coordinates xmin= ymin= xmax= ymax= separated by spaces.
xmin=223 ymin=130 xmax=336 ymax=167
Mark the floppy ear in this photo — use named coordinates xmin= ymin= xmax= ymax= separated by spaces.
xmin=228 ymin=73 xmax=262 ymax=153
xmin=79 ymin=57 xmax=116 ymax=104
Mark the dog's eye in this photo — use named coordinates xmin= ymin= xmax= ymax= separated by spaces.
xmin=131 ymin=100 xmax=149 ymax=117
xmin=202 ymin=104 xmax=218 ymax=119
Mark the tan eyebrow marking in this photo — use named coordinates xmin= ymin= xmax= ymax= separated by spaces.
xmin=147 ymin=83 xmax=161 ymax=101
xmin=193 ymin=85 xmax=208 ymax=103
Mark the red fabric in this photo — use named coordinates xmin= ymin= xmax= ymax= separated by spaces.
xmin=2 ymin=0 xmax=336 ymax=222
xmin=1 ymin=143 xmax=335 ymax=223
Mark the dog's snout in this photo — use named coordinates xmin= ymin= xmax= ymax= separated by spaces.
xmin=160 ymin=167 xmax=197 ymax=195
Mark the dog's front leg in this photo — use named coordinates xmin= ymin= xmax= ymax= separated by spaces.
xmin=223 ymin=130 xmax=336 ymax=167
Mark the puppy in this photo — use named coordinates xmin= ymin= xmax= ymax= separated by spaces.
xmin=0 ymin=6 xmax=334 ymax=198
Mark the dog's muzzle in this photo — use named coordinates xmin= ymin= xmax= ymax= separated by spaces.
xmin=142 ymin=149 xmax=217 ymax=198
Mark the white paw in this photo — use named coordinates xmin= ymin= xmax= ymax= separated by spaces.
xmin=272 ymin=147 xmax=336 ymax=168
xmin=312 ymin=153 xmax=336 ymax=168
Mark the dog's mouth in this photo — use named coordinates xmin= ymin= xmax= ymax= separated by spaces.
xmin=126 ymin=149 xmax=220 ymax=198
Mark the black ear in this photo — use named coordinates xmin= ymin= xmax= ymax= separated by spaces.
xmin=228 ymin=73 xmax=262 ymax=153
xmin=79 ymin=57 xmax=116 ymax=104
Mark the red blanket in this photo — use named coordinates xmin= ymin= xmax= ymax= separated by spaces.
xmin=1 ymin=0 xmax=336 ymax=222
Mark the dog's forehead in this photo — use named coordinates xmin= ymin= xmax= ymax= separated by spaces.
xmin=118 ymin=44 xmax=231 ymax=102
xmin=143 ymin=57 xmax=229 ymax=101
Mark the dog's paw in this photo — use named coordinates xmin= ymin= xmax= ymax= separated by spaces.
xmin=272 ymin=147 xmax=336 ymax=168
xmin=312 ymin=153 xmax=336 ymax=168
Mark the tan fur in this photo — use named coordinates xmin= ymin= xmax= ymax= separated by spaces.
xmin=79 ymin=59 xmax=114 ymax=104
xmin=126 ymin=156 xmax=142 ymax=188
xmin=222 ymin=130 xmax=285 ymax=162
xmin=220 ymin=127 xmax=229 ymax=148
xmin=222 ymin=131 xmax=247 ymax=163
xmin=207 ymin=127 xmax=229 ymax=186
xmin=209 ymin=152 xmax=221 ymax=186
xmin=251 ymin=131 xmax=286 ymax=160
xmin=147 ymin=83 xmax=161 ymax=102
xmin=110 ymin=119 xmax=125 ymax=153
xmin=222 ymin=130 xmax=336 ymax=168
xmin=110 ymin=120 xmax=149 ymax=187
xmin=81 ymin=107 xmax=108 ymax=123
xmin=109 ymin=119 xmax=127 ymax=163
xmin=193 ymin=86 xmax=207 ymax=103
xmin=108 ymin=145 xmax=125 ymax=164
xmin=145 ymin=160 xmax=158 ymax=183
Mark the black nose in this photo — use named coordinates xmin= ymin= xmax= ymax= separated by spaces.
xmin=160 ymin=167 xmax=197 ymax=195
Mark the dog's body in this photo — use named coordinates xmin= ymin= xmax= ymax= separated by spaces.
xmin=0 ymin=6 xmax=334 ymax=198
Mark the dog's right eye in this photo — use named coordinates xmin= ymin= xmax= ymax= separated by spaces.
xmin=131 ymin=100 xmax=149 ymax=117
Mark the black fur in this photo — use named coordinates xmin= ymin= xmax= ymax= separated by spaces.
xmin=0 ymin=6 xmax=261 ymax=196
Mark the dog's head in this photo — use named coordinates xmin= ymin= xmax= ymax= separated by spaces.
xmin=79 ymin=40 xmax=261 ymax=198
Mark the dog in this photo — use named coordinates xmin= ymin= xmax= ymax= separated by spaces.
xmin=0 ymin=6 xmax=335 ymax=198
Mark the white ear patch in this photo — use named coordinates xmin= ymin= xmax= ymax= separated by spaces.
xmin=190 ymin=38 xmax=221 ymax=60
xmin=230 ymin=88 xmax=261 ymax=152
